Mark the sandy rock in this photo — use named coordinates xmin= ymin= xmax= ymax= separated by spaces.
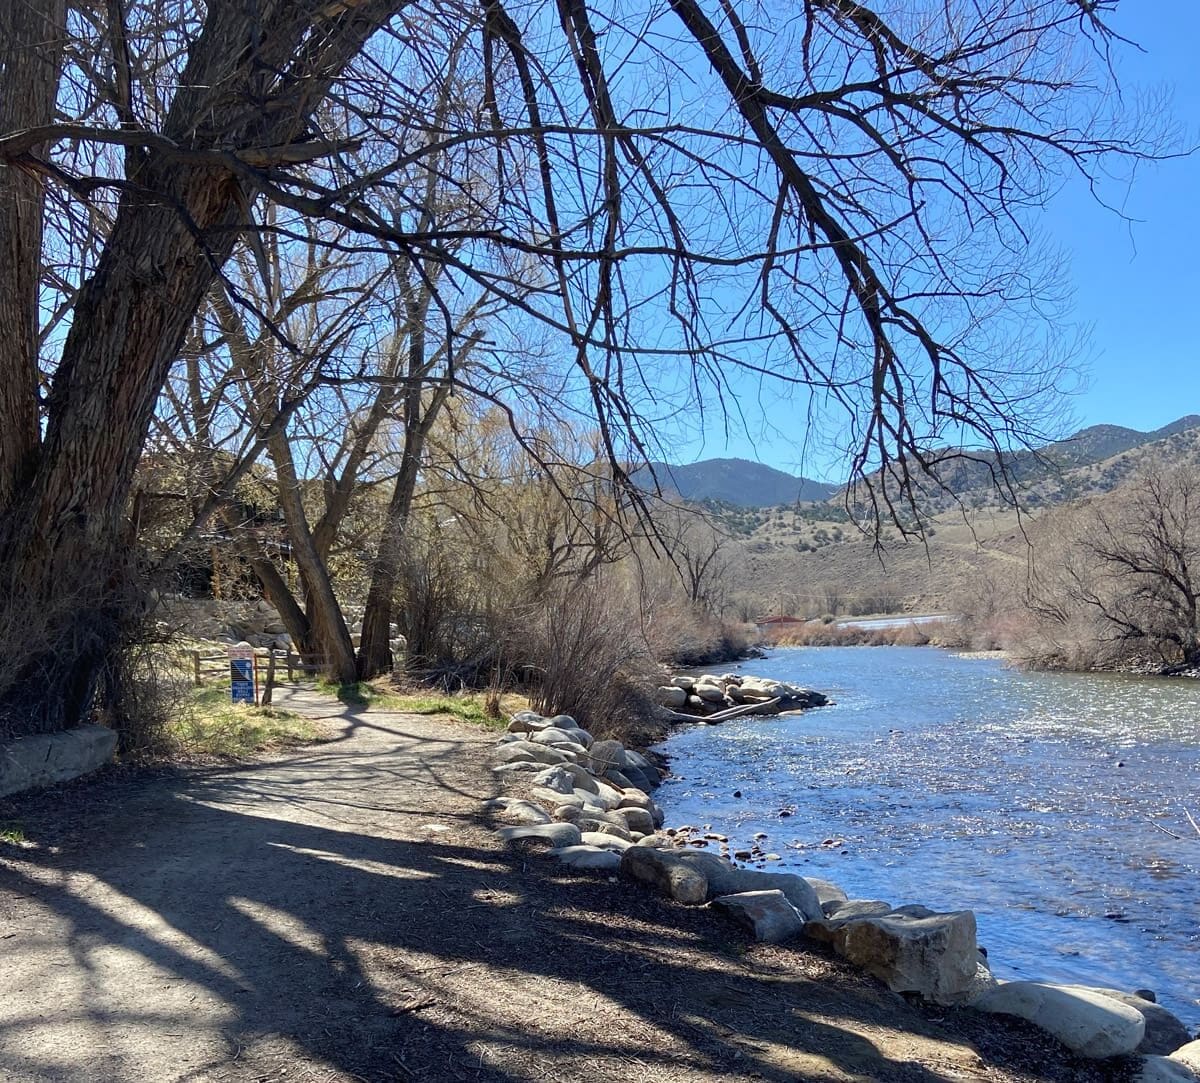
xmin=804 ymin=900 xmax=893 ymax=944
xmin=620 ymin=846 xmax=709 ymax=904
xmin=589 ymin=779 xmax=625 ymax=810
xmin=1139 ymin=1057 xmax=1200 ymax=1082
xmin=688 ymin=857 xmax=823 ymax=921
xmin=1077 ymin=988 xmax=1192 ymax=1055
xmin=618 ymin=789 xmax=654 ymax=811
xmin=497 ymin=823 xmax=582 ymax=848
xmin=693 ymin=683 xmax=726 ymax=703
xmin=832 ymin=908 xmax=979 ymax=1006
xmin=549 ymin=845 xmax=622 ymax=870
xmin=612 ymin=806 xmax=656 ymax=836
xmin=973 ymin=982 xmax=1147 ymax=1059
xmin=581 ymin=832 xmax=634 ymax=852
xmin=671 ymin=676 xmax=695 ymax=691
xmin=712 ymin=890 xmax=805 ymax=944
xmin=1171 ymin=1041 xmax=1200 ymax=1073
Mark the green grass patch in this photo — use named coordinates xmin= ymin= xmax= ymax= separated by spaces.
xmin=318 ymin=680 xmax=519 ymax=730
xmin=0 ymin=821 xmax=26 ymax=846
xmin=170 ymin=685 xmax=320 ymax=759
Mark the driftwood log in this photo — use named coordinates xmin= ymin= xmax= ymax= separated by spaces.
xmin=655 ymin=697 xmax=782 ymax=725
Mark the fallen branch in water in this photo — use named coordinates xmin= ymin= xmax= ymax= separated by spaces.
xmin=656 ymin=697 xmax=782 ymax=725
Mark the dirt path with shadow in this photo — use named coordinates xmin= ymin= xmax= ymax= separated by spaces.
xmin=0 ymin=689 xmax=1130 ymax=1083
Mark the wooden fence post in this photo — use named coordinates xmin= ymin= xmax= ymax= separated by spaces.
xmin=189 ymin=650 xmax=201 ymax=687
xmin=262 ymin=652 xmax=276 ymax=706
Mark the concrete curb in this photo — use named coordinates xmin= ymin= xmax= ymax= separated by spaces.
xmin=0 ymin=725 xmax=118 ymax=798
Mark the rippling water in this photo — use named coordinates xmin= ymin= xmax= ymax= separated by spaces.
xmin=655 ymin=646 xmax=1200 ymax=1026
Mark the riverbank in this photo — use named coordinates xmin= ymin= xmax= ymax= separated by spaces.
xmin=0 ymin=685 xmax=1144 ymax=1082
xmin=653 ymin=647 xmax=1200 ymax=1035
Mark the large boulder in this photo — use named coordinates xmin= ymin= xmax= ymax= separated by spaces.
xmin=693 ymin=682 xmax=727 ymax=704
xmin=1076 ymin=989 xmax=1191 ymax=1055
xmin=831 ymin=907 xmax=979 ymax=1005
xmin=589 ymin=740 xmax=627 ymax=774
xmin=620 ymin=846 xmax=709 ymax=904
xmin=712 ymin=890 xmax=805 ymax=944
xmin=530 ymin=727 xmax=587 ymax=748
xmin=804 ymin=900 xmax=892 ymax=944
xmin=806 ymin=877 xmax=849 ymax=913
xmin=973 ymin=982 xmax=1147 ymax=1059
xmin=506 ymin=711 xmax=553 ymax=734
xmin=612 ymin=806 xmax=656 ymax=836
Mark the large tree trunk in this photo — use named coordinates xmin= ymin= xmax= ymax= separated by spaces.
xmin=0 ymin=2 xmax=400 ymax=733
xmin=267 ymin=433 xmax=358 ymax=684
xmin=0 ymin=0 xmax=64 ymax=507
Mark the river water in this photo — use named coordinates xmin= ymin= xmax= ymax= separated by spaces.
xmin=655 ymin=646 xmax=1200 ymax=1026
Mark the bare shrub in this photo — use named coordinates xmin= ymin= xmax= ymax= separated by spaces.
xmin=514 ymin=575 xmax=656 ymax=743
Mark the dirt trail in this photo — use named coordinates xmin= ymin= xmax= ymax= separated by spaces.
xmin=0 ymin=690 xmax=1125 ymax=1082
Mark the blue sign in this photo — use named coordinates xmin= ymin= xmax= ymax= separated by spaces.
xmin=230 ymin=657 xmax=256 ymax=704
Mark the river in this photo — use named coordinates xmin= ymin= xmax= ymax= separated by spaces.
xmin=654 ymin=646 xmax=1200 ymax=1026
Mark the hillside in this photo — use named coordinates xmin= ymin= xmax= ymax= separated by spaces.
xmin=637 ymin=458 xmax=836 ymax=507
xmin=702 ymin=417 xmax=1200 ymax=617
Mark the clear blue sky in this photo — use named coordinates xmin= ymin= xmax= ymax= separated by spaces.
xmin=674 ymin=4 xmax=1200 ymax=480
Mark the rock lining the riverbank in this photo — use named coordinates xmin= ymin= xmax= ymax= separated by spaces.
xmin=654 ymin=671 xmax=829 ymax=721
xmin=486 ymin=701 xmax=1198 ymax=1076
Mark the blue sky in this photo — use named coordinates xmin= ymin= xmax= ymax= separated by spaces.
xmin=673 ymin=3 xmax=1200 ymax=480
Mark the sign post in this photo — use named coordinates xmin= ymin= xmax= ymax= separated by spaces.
xmin=229 ymin=646 xmax=257 ymax=705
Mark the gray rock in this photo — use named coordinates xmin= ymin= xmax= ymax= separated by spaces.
xmin=618 ymin=789 xmax=655 ymax=813
xmin=548 ymin=714 xmax=579 ymax=729
xmin=531 ymin=727 xmax=586 ymax=748
xmin=832 ymin=908 xmax=979 ymax=1006
xmin=482 ymin=798 xmax=552 ymax=825
xmin=1138 ymin=1056 xmax=1200 ymax=1082
xmin=581 ymin=831 xmax=634 ymax=852
xmin=529 ymin=766 xmax=576 ymax=794
xmin=712 ymin=890 xmax=805 ymax=943
xmin=612 ymin=806 xmax=656 ymax=836
xmin=657 ymin=686 xmax=688 ymax=708
xmin=620 ymin=846 xmax=709 ymax=904
xmin=806 ymin=877 xmax=848 ymax=912
xmin=492 ymin=740 xmax=570 ymax=767
xmin=973 ymin=982 xmax=1146 ymax=1059
xmin=589 ymin=779 xmax=625 ymax=811
xmin=604 ymin=768 xmax=638 ymax=791
xmin=549 ymin=845 xmax=622 ymax=870
xmin=497 ymin=823 xmax=582 ymax=848
xmin=0 ymin=725 xmax=118 ymax=798
xmin=561 ymin=727 xmax=594 ymax=749
xmin=589 ymin=739 xmax=627 ymax=774
xmin=1078 ymin=988 xmax=1192 ymax=1055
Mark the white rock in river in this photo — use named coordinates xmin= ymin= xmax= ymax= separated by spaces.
xmin=712 ymin=890 xmax=805 ymax=944
xmin=656 ymin=686 xmax=688 ymax=708
xmin=973 ymin=981 xmax=1146 ymax=1059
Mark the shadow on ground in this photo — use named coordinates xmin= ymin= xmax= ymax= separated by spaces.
xmin=0 ymin=703 xmax=1123 ymax=1083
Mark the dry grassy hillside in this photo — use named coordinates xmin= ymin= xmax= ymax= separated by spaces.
xmin=713 ymin=422 xmax=1200 ymax=618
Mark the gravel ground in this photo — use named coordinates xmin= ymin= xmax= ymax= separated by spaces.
xmin=0 ymin=689 xmax=1134 ymax=1082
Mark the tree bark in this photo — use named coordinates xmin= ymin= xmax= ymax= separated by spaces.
xmin=0 ymin=0 xmax=65 ymax=507
xmin=0 ymin=1 xmax=401 ymax=732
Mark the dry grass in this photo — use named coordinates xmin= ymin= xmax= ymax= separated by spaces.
xmin=167 ymin=685 xmax=320 ymax=759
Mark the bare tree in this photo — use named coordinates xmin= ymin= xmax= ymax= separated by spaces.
xmin=1043 ymin=468 xmax=1200 ymax=667
xmin=0 ymin=1 xmax=1167 ymax=732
